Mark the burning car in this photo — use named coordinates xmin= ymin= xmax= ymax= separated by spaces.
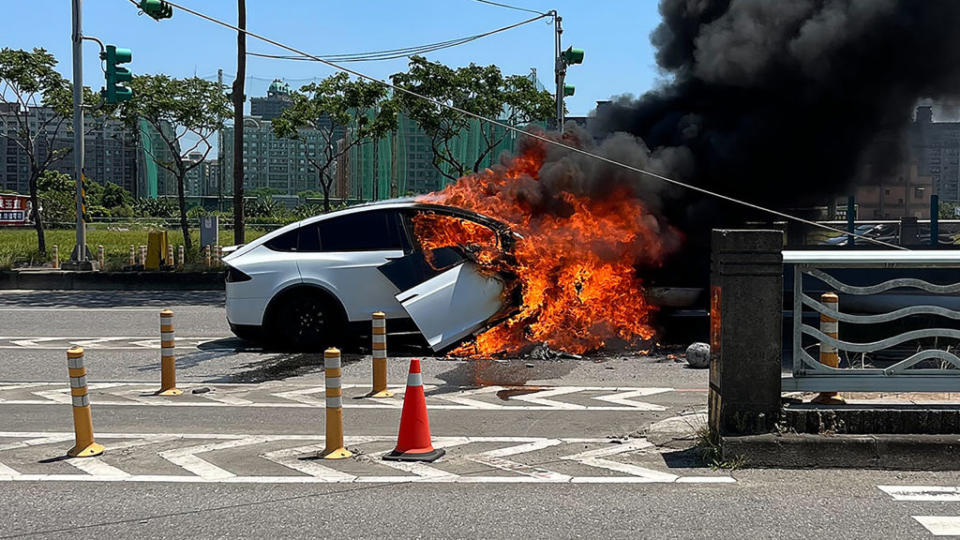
xmin=222 ymin=201 xmax=520 ymax=351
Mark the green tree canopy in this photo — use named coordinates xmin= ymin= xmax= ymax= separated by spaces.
xmin=273 ymin=73 xmax=396 ymax=212
xmin=390 ymin=56 xmax=554 ymax=181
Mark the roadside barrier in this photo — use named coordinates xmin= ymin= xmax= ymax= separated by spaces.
xmin=129 ymin=244 xmax=135 ymax=267
xmin=97 ymin=245 xmax=104 ymax=270
xmin=322 ymin=347 xmax=352 ymax=459
xmin=203 ymin=245 xmax=211 ymax=267
xmin=178 ymin=245 xmax=185 ymax=267
xmin=214 ymin=245 xmax=222 ymax=266
xmin=51 ymin=245 xmax=59 ymax=269
xmin=812 ymin=292 xmax=846 ymax=405
xmin=157 ymin=309 xmax=181 ymax=396
xmin=384 ymin=359 xmax=444 ymax=462
xmin=65 ymin=347 xmax=104 ymax=457
xmin=369 ymin=312 xmax=393 ymax=398
xmin=139 ymin=245 xmax=147 ymax=267
xmin=167 ymin=244 xmax=174 ymax=267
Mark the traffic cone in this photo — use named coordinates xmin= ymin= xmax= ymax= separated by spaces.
xmin=383 ymin=359 xmax=445 ymax=462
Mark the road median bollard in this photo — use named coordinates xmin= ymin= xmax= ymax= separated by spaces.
xmin=812 ymin=292 xmax=846 ymax=405
xmin=204 ymin=245 xmax=211 ymax=268
xmin=157 ymin=309 xmax=181 ymax=396
xmin=369 ymin=312 xmax=393 ymax=398
xmin=129 ymin=244 xmax=135 ymax=267
xmin=167 ymin=244 xmax=175 ymax=267
xmin=178 ymin=245 xmax=185 ymax=267
xmin=97 ymin=245 xmax=104 ymax=270
xmin=322 ymin=347 xmax=352 ymax=459
xmin=65 ymin=347 xmax=104 ymax=457
xmin=51 ymin=245 xmax=59 ymax=269
xmin=140 ymin=245 xmax=147 ymax=268
xmin=214 ymin=245 xmax=222 ymax=266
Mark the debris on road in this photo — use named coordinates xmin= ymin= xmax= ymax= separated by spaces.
xmin=685 ymin=342 xmax=710 ymax=369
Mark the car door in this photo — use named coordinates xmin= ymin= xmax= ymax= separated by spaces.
xmin=295 ymin=209 xmax=409 ymax=321
xmin=395 ymin=261 xmax=506 ymax=351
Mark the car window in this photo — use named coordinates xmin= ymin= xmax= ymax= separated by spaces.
xmin=264 ymin=228 xmax=299 ymax=252
xmin=300 ymin=210 xmax=403 ymax=252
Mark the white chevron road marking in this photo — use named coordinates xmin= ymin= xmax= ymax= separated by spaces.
xmin=879 ymin=486 xmax=960 ymax=501
xmin=0 ymin=432 xmax=735 ymax=485
xmin=914 ymin=516 xmax=960 ymax=536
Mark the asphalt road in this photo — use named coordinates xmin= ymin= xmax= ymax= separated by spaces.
xmin=1 ymin=289 xmax=958 ymax=539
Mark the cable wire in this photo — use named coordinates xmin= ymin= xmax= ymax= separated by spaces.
xmin=247 ymin=13 xmax=549 ymax=63
xmin=134 ymin=0 xmax=908 ymax=250
xmin=471 ymin=0 xmax=549 ymax=16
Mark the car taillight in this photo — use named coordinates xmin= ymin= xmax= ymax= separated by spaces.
xmin=225 ymin=266 xmax=252 ymax=283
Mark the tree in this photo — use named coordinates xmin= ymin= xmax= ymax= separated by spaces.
xmin=391 ymin=56 xmax=554 ymax=182
xmin=0 ymin=48 xmax=101 ymax=253
xmin=118 ymin=75 xmax=230 ymax=251
xmin=273 ymin=73 xmax=396 ymax=212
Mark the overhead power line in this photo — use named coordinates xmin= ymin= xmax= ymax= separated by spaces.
xmin=247 ymin=12 xmax=550 ymax=63
xmin=471 ymin=0 xmax=549 ymax=16
xmin=136 ymin=0 xmax=907 ymax=250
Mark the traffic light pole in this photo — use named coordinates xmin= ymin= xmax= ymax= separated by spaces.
xmin=69 ymin=0 xmax=90 ymax=267
xmin=553 ymin=13 xmax=565 ymax=133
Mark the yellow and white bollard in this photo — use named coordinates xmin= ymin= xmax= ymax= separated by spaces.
xmin=66 ymin=347 xmax=104 ymax=457
xmin=140 ymin=245 xmax=147 ymax=267
xmin=157 ymin=309 xmax=181 ymax=396
xmin=97 ymin=245 xmax=104 ymax=270
xmin=215 ymin=245 xmax=222 ymax=266
xmin=322 ymin=347 xmax=352 ymax=459
xmin=369 ymin=312 xmax=393 ymax=398
xmin=178 ymin=245 xmax=185 ymax=267
xmin=167 ymin=244 xmax=174 ymax=267
xmin=204 ymin=245 xmax=211 ymax=267
xmin=51 ymin=245 xmax=59 ymax=269
xmin=129 ymin=244 xmax=135 ymax=267
xmin=812 ymin=292 xmax=846 ymax=405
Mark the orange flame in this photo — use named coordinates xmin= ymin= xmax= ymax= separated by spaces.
xmin=416 ymin=138 xmax=676 ymax=357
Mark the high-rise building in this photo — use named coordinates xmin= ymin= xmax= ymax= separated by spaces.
xmin=909 ymin=106 xmax=960 ymax=203
xmin=0 ymin=104 xmax=139 ymax=195
xmin=250 ymin=79 xmax=293 ymax=121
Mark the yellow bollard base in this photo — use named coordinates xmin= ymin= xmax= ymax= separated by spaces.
xmin=811 ymin=393 xmax=847 ymax=405
xmin=156 ymin=388 xmax=183 ymax=396
xmin=321 ymin=447 xmax=353 ymax=460
xmin=367 ymin=389 xmax=395 ymax=399
xmin=67 ymin=441 xmax=105 ymax=458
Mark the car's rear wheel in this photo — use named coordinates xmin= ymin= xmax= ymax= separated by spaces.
xmin=267 ymin=290 xmax=345 ymax=350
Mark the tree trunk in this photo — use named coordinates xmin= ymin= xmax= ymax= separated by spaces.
xmin=177 ymin=172 xmax=191 ymax=252
xmin=322 ymin=182 xmax=331 ymax=213
xmin=28 ymin=170 xmax=46 ymax=255
xmin=232 ymin=0 xmax=246 ymax=245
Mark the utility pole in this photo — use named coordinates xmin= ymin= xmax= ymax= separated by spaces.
xmin=553 ymin=12 xmax=563 ymax=132
xmin=68 ymin=0 xmax=92 ymax=269
xmin=217 ymin=68 xmax=224 ymax=212
xmin=232 ymin=0 xmax=246 ymax=244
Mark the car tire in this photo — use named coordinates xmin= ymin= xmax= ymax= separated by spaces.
xmin=267 ymin=290 xmax=345 ymax=350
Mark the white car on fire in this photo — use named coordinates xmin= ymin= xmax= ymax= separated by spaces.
xmin=222 ymin=202 xmax=517 ymax=351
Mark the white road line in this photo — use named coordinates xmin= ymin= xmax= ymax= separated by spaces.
xmin=67 ymin=458 xmax=131 ymax=478
xmin=465 ymin=439 xmax=570 ymax=482
xmin=159 ymin=436 xmax=280 ymax=480
xmin=914 ymin=516 xmax=960 ymax=536
xmin=879 ymin=486 xmax=960 ymax=501
xmin=509 ymin=388 xmax=588 ymax=410
xmin=563 ymin=439 xmax=679 ymax=483
xmin=593 ymin=388 xmax=672 ymax=411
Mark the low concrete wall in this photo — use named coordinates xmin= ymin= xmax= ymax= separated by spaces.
xmin=0 ymin=271 xmax=225 ymax=291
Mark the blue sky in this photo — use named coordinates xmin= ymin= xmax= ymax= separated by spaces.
xmin=4 ymin=0 xmax=664 ymax=117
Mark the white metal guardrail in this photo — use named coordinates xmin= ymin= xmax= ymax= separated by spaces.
xmin=782 ymin=250 xmax=960 ymax=392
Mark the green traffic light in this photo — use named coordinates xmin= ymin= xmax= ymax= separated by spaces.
xmin=563 ymin=84 xmax=575 ymax=97
xmin=562 ymin=46 xmax=584 ymax=65
xmin=139 ymin=0 xmax=173 ymax=20
xmin=101 ymin=45 xmax=133 ymax=104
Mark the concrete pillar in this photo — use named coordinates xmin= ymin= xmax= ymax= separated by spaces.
xmin=708 ymin=229 xmax=784 ymax=437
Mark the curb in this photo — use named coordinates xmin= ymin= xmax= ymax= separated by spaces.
xmin=0 ymin=270 xmax=225 ymax=291
xmin=722 ymin=433 xmax=960 ymax=470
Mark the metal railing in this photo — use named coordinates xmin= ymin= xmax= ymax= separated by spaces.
xmin=783 ymin=250 xmax=960 ymax=392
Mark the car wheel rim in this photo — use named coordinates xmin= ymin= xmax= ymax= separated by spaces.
xmin=291 ymin=300 xmax=326 ymax=342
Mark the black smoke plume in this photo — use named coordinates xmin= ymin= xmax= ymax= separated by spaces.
xmin=589 ymin=0 xmax=960 ymax=218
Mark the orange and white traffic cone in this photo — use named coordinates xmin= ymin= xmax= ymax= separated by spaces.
xmin=383 ymin=359 xmax=444 ymax=462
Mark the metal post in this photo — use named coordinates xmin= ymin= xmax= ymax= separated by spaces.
xmin=846 ymin=195 xmax=855 ymax=248
xmin=217 ymin=68 xmax=224 ymax=213
xmin=553 ymin=12 xmax=564 ymax=132
xmin=931 ymin=194 xmax=939 ymax=247
xmin=70 ymin=0 xmax=87 ymax=264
